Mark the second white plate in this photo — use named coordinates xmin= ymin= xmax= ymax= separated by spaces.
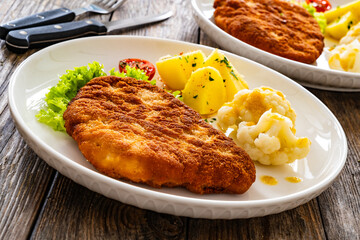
xmin=191 ymin=0 xmax=360 ymax=91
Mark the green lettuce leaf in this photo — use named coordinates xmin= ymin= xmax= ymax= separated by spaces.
xmin=36 ymin=61 xmax=149 ymax=132
xmin=302 ymin=2 xmax=327 ymax=34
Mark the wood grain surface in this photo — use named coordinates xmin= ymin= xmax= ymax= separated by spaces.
xmin=0 ymin=0 xmax=359 ymax=239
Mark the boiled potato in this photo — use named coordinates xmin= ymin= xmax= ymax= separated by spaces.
xmin=183 ymin=67 xmax=226 ymax=115
xmin=156 ymin=50 xmax=205 ymax=90
xmin=326 ymin=11 xmax=359 ymax=40
xmin=340 ymin=21 xmax=360 ymax=44
xmin=203 ymin=49 xmax=248 ymax=101
xmin=324 ymin=0 xmax=360 ymax=23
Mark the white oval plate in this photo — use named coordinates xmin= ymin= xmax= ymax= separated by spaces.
xmin=192 ymin=0 xmax=360 ymax=91
xmin=8 ymin=36 xmax=347 ymax=219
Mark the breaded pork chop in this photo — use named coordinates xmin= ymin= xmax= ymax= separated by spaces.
xmin=213 ymin=0 xmax=324 ymax=64
xmin=63 ymin=76 xmax=255 ymax=194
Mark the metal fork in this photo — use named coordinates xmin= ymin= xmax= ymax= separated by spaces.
xmin=73 ymin=0 xmax=127 ymax=15
xmin=0 ymin=0 xmax=127 ymax=39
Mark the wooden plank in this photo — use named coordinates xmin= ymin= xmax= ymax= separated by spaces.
xmin=0 ymin=130 xmax=55 ymax=239
xmin=30 ymin=175 xmax=187 ymax=239
xmin=187 ymin=200 xmax=325 ymax=239
xmin=110 ymin=0 xmax=198 ymax=43
xmin=0 ymin=0 xmax=62 ymax=238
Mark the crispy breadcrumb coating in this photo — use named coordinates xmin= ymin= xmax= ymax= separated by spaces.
xmin=213 ymin=0 xmax=324 ymax=63
xmin=64 ymin=76 xmax=256 ymax=194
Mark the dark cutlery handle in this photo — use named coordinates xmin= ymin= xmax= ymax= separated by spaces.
xmin=6 ymin=19 xmax=107 ymax=53
xmin=0 ymin=8 xmax=76 ymax=40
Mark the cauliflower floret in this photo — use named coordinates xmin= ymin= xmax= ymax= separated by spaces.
xmin=328 ymin=39 xmax=360 ymax=73
xmin=217 ymin=87 xmax=296 ymax=132
xmin=217 ymin=87 xmax=310 ymax=165
xmin=236 ymin=110 xmax=310 ymax=165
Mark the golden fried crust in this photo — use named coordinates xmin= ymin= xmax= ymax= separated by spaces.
xmin=63 ymin=76 xmax=255 ymax=194
xmin=213 ymin=0 xmax=324 ymax=63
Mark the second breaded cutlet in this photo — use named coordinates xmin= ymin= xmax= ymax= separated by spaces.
xmin=213 ymin=0 xmax=324 ymax=64
xmin=63 ymin=76 xmax=256 ymax=194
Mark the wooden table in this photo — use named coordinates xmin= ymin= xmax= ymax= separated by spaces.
xmin=1 ymin=0 xmax=359 ymax=239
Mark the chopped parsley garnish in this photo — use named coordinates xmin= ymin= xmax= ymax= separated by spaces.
xmin=230 ymin=70 xmax=238 ymax=80
xmin=220 ymin=57 xmax=232 ymax=69
xmin=204 ymin=117 xmax=217 ymax=123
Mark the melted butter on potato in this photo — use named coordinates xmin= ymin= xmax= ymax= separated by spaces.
xmin=326 ymin=11 xmax=359 ymax=40
xmin=156 ymin=50 xmax=206 ymax=90
xmin=324 ymin=0 xmax=360 ymax=40
xmin=156 ymin=49 xmax=249 ymax=115
xmin=324 ymin=0 xmax=360 ymax=23
xmin=328 ymin=22 xmax=360 ymax=73
xmin=183 ymin=67 xmax=226 ymax=115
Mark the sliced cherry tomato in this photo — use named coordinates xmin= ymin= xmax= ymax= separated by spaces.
xmin=306 ymin=0 xmax=332 ymax=12
xmin=119 ymin=58 xmax=156 ymax=80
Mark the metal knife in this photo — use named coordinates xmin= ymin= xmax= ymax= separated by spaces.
xmin=0 ymin=0 xmax=127 ymax=40
xmin=6 ymin=11 xmax=172 ymax=53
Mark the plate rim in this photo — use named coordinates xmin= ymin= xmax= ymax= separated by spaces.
xmin=8 ymin=35 xmax=348 ymax=218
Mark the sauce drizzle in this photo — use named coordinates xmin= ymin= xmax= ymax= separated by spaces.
xmin=260 ymin=175 xmax=278 ymax=185
xmin=285 ymin=177 xmax=302 ymax=183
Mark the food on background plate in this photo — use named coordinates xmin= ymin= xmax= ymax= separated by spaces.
xmin=63 ymin=76 xmax=256 ymax=194
xmin=157 ymin=49 xmax=248 ymax=115
xmin=326 ymin=10 xmax=359 ymax=40
xmin=339 ymin=21 xmax=360 ymax=45
xmin=213 ymin=0 xmax=324 ymax=64
xmin=322 ymin=0 xmax=360 ymax=73
xmin=301 ymin=1 xmax=328 ymax=33
xmin=217 ymin=87 xmax=311 ymax=165
xmin=324 ymin=0 xmax=360 ymax=23
xmin=324 ymin=0 xmax=360 ymax=40
xmin=328 ymin=38 xmax=360 ymax=72
xmin=327 ymin=21 xmax=360 ymax=73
